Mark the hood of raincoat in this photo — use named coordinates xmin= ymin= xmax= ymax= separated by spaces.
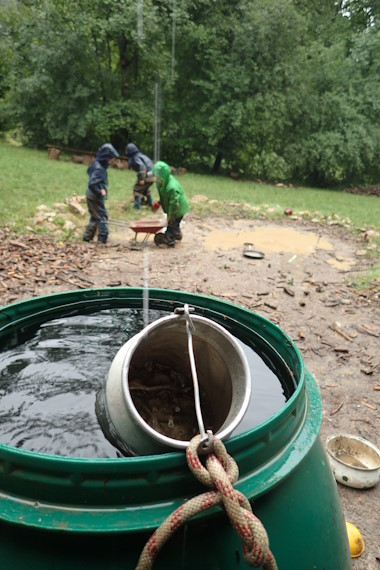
xmin=152 ymin=161 xmax=171 ymax=188
xmin=126 ymin=143 xmax=139 ymax=157
xmin=95 ymin=143 xmax=119 ymax=166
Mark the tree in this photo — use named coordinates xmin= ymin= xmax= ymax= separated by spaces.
xmin=3 ymin=0 xmax=170 ymax=150
xmin=163 ymin=0 xmax=305 ymax=178
xmin=1 ymin=0 xmax=379 ymax=185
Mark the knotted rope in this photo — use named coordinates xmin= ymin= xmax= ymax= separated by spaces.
xmin=136 ymin=435 xmax=278 ymax=570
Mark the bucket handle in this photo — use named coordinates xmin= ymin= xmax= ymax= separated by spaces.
xmin=174 ymin=304 xmax=214 ymax=454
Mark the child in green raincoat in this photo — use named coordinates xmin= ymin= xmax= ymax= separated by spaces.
xmin=152 ymin=161 xmax=190 ymax=247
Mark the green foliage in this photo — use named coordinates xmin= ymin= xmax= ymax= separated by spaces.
xmin=282 ymin=30 xmax=380 ymax=185
xmin=2 ymin=0 xmax=167 ymax=150
xmin=1 ymin=0 xmax=380 ymax=186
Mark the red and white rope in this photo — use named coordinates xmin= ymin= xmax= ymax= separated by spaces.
xmin=136 ymin=435 xmax=278 ymax=570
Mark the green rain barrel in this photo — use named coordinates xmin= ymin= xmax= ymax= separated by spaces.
xmin=0 ymin=288 xmax=351 ymax=569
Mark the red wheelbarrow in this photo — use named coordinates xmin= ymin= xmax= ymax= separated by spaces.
xmin=129 ymin=218 xmax=167 ymax=244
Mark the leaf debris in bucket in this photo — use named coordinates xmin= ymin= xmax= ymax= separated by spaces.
xmin=129 ymin=361 xmax=215 ymax=441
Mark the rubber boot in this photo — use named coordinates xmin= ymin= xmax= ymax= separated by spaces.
xmin=83 ymin=222 xmax=97 ymax=242
xmin=133 ymin=196 xmax=141 ymax=210
xmin=97 ymin=216 xmax=109 ymax=244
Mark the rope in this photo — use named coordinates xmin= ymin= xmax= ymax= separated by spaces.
xmin=136 ymin=435 xmax=278 ymax=570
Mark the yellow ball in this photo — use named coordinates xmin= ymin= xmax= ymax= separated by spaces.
xmin=346 ymin=522 xmax=365 ymax=558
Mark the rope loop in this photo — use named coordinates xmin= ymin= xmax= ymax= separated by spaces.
xmin=186 ymin=434 xmax=239 ymax=487
xmin=135 ymin=435 xmax=278 ymax=570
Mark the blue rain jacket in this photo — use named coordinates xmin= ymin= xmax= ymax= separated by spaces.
xmin=86 ymin=144 xmax=119 ymax=201
xmin=126 ymin=143 xmax=154 ymax=181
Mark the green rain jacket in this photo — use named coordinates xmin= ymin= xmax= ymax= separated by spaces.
xmin=152 ymin=161 xmax=190 ymax=220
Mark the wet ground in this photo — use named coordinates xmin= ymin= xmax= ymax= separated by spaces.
xmin=1 ymin=213 xmax=379 ymax=568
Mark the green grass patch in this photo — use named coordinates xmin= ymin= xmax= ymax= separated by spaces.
xmin=1 ymin=141 xmax=380 ymax=238
xmin=183 ymin=173 xmax=380 ymax=230
xmin=353 ymin=262 xmax=380 ymax=292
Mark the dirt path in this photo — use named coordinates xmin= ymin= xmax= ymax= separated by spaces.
xmin=1 ymin=214 xmax=379 ymax=568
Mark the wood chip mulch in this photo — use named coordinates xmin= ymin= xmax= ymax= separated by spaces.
xmin=0 ymin=228 xmax=98 ymax=306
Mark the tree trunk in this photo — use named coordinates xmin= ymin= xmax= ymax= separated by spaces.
xmin=212 ymin=152 xmax=223 ymax=173
xmin=118 ymin=34 xmax=132 ymax=97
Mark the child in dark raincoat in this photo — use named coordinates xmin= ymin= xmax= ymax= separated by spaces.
xmin=152 ymin=161 xmax=190 ymax=247
xmin=126 ymin=143 xmax=155 ymax=209
xmin=83 ymin=143 xmax=119 ymax=244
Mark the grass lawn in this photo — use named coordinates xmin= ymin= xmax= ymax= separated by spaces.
xmin=1 ymin=142 xmax=379 ymax=232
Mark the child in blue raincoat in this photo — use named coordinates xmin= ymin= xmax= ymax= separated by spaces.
xmin=126 ymin=143 xmax=155 ymax=209
xmin=83 ymin=143 xmax=119 ymax=244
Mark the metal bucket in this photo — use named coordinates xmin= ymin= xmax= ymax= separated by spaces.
xmin=102 ymin=312 xmax=251 ymax=455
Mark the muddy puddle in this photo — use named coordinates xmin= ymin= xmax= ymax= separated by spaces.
xmin=204 ymin=226 xmax=334 ymax=255
xmin=327 ymin=257 xmax=356 ymax=271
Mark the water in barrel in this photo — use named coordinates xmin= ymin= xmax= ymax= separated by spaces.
xmin=0 ymin=308 xmax=295 ymax=458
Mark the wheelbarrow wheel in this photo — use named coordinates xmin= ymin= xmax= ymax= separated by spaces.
xmin=154 ymin=232 xmax=167 ymax=246
xmin=154 ymin=232 xmax=175 ymax=247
